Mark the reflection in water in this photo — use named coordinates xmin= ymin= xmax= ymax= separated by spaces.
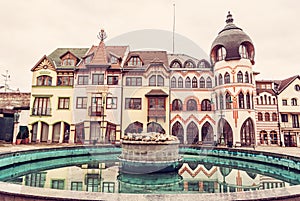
xmin=7 ymin=161 xmax=289 ymax=194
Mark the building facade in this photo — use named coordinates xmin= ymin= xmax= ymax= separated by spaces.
xmin=27 ymin=12 xmax=300 ymax=147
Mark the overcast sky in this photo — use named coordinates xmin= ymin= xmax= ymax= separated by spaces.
xmin=0 ymin=0 xmax=299 ymax=92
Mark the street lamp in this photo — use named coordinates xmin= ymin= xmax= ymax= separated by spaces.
xmin=12 ymin=111 xmax=20 ymax=145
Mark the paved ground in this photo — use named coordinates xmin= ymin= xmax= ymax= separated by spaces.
xmin=0 ymin=142 xmax=300 ymax=157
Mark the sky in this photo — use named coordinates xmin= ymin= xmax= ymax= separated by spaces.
xmin=0 ymin=0 xmax=299 ymax=92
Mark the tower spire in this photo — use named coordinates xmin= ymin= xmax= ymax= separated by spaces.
xmin=226 ymin=11 xmax=234 ymax=24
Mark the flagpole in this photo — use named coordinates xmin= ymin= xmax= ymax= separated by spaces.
xmin=172 ymin=3 xmax=175 ymax=54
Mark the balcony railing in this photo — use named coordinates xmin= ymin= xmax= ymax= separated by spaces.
xmin=32 ymin=107 xmax=51 ymax=116
xmin=147 ymin=109 xmax=166 ymax=121
xmin=89 ymin=106 xmax=103 ymax=116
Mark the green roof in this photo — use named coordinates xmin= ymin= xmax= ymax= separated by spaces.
xmin=48 ymin=48 xmax=89 ymax=67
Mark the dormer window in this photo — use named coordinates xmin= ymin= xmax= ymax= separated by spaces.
xmin=239 ymin=44 xmax=249 ymax=59
xmin=198 ymin=61 xmax=206 ymax=68
xmin=184 ymin=61 xmax=195 ymax=68
xmin=110 ymin=56 xmax=118 ymax=64
xmin=63 ymin=59 xmax=75 ymax=66
xmin=128 ymin=56 xmax=142 ymax=66
xmin=217 ymin=47 xmax=226 ymax=61
xmin=84 ymin=55 xmax=93 ymax=64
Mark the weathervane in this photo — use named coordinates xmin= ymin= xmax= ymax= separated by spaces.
xmin=97 ymin=29 xmax=107 ymax=42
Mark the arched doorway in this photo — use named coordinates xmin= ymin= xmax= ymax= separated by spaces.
xmin=40 ymin=122 xmax=49 ymax=142
xmin=52 ymin=122 xmax=61 ymax=143
xmin=171 ymin=121 xmax=184 ymax=144
xmin=201 ymin=122 xmax=214 ymax=145
xmin=218 ymin=119 xmax=233 ymax=146
xmin=187 ymin=122 xmax=199 ymax=144
xmin=147 ymin=122 xmax=165 ymax=134
xmin=240 ymin=118 xmax=255 ymax=146
xmin=31 ymin=122 xmax=38 ymax=142
xmin=124 ymin=121 xmax=143 ymax=134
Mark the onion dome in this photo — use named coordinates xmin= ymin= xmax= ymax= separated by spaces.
xmin=210 ymin=12 xmax=255 ymax=65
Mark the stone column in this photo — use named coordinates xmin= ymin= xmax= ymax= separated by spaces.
xmin=36 ymin=121 xmax=42 ymax=143
xmin=59 ymin=121 xmax=64 ymax=143
xmin=47 ymin=124 xmax=53 ymax=144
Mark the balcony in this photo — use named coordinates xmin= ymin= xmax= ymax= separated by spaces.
xmin=32 ymin=107 xmax=51 ymax=116
xmin=88 ymin=106 xmax=103 ymax=116
xmin=280 ymin=122 xmax=300 ymax=130
xmin=147 ymin=109 xmax=166 ymax=122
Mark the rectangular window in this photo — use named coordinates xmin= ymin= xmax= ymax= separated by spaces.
xmin=33 ymin=97 xmax=51 ymax=116
xmin=106 ymin=97 xmax=117 ymax=109
xmin=76 ymin=97 xmax=87 ymax=109
xmin=282 ymin=99 xmax=287 ymax=106
xmin=281 ymin=114 xmax=288 ymax=122
xmin=126 ymin=77 xmax=142 ymax=86
xmin=92 ymin=74 xmax=104 ymax=85
xmin=107 ymin=76 xmax=118 ymax=85
xmin=78 ymin=75 xmax=89 ymax=85
xmin=71 ymin=182 xmax=83 ymax=191
xmin=125 ymin=98 xmax=141 ymax=110
xmin=102 ymin=182 xmax=115 ymax=193
xmin=58 ymin=97 xmax=70 ymax=109
xmin=57 ymin=76 xmax=74 ymax=86
xmin=86 ymin=175 xmax=99 ymax=192
xmin=51 ymin=179 xmax=64 ymax=190
xmin=25 ymin=173 xmax=46 ymax=187
xmin=292 ymin=114 xmax=299 ymax=128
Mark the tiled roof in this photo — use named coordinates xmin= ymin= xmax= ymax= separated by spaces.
xmin=276 ymin=75 xmax=300 ymax=93
xmin=124 ymin=51 xmax=168 ymax=67
xmin=145 ymin=89 xmax=168 ymax=97
xmin=48 ymin=48 xmax=89 ymax=67
xmin=0 ymin=92 xmax=30 ymax=109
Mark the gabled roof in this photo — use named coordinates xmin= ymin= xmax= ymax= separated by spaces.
xmin=275 ymin=75 xmax=300 ymax=94
xmin=48 ymin=48 xmax=89 ymax=67
xmin=31 ymin=55 xmax=56 ymax=71
xmin=124 ymin=51 xmax=168 ymax=68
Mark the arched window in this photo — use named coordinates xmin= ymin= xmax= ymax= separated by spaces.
xmin=237 ymin=71 xmax=243 ymax=83
xmin=273 ymin=97 xmax=276 ymax=105
xmin=258 ymin=112 xmax=263 ymax=121
xmin=272 ymin=113 xmax=277 ymax=121
xmin=171 ymin=77 xmax=176 ymax=88
xmin=37 ymin=75 xmax=52 ymax=86
xmin=238 ymin=92 xmax=244 ymax=109
xmin=215 ymin=76 xmax=218 ymax=86
xmin=265 ymin=113 xmax=270 ymax=121
xmin=178 ymin=77 xmax=183 ymax=88
xmin=215 ymin=94 xmax=219 ymax=110
xmin=187 ymin=122 xmax=199 ymax=144
xmin=172 ymin=122 xmax=184 ymax=144
xmin=185 ymin=77 xmax=191 ymax=88
xmin=260 ymin=96 xmax=264 ymax=105
xmin=256 ymin=98 xmax=260 ymax=105
xmin=147 ymin=122 xmax=165 ymax=134
xmin=219 ymin=74 xmax=223 ymax=85
xmin=170 ymin=60 xmax=182 ymax=68
xmin=201 ymin=99 xmax=211 ymax=111
xmin=217 ymin=46 xmax=226 ymax=61
xmin=292 ymin=98 xmax=298 ymax=106
xmin=192 ymin=77 xmax=198 ymax=88
xmin=202 ymin=122 xmax=214 ymax=143
xmin=240 ymin=118 xmax=255 ymax=146
xmin=224 ymin=72 xmax=230 ymax=84
xmin=219 ymin=94 xmax=224 ymax=110
xmin=184 ymin=60 xmax=195 ymax=68
xmin=250 ymin=73 xmax=253 ymax=84
xmin=157 ymin=75 xmax=164 ymax=86
xmin=124 ymin=121 xmax=143 ymax=134
xmin=206 ymin=77 xmax=212 ymax=88
xmin=149 ymin=75 xmax=156 ymax=86
xmin=245 ymin=72 xmax=249 ymax=83
xmin=268 ymin=96 xmax=271 ymax=105
xmin=199 ymin=77 xmax=205 ymax=88
xmin=260 ymin=130 xmax=268 ymax=145
xmin=187 ymin=99 xmax=197 ymax=111
xmin=225 ymin=92 xmax=231 ymax=109
xmin=270 ymin=130 xmax=278 ymax=144
xmin=172 ymin=99 xmax=182 ymax=111
xmin=198 ymin=61 xmax=206 ymax=68
xmin=239 ymin=44 xmax=249 ymax=59
xmin=246 ymin=93 xmax=251 ymax=109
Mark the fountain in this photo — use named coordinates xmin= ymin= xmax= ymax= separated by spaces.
xmin=118 ymin=132 xmax=182 ymax=173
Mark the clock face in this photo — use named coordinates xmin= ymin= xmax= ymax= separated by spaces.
xmin=43 ymin=65 xmax=48 ymax=69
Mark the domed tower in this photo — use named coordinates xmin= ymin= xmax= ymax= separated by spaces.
xmin=210 ymin=12 xmax=256 ymax=147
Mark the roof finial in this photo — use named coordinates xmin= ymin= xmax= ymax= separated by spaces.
xmin=226 ymin=11 xmax=234 ymax=24
xmin=97 ymin=29 xmax=107 ymax=42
